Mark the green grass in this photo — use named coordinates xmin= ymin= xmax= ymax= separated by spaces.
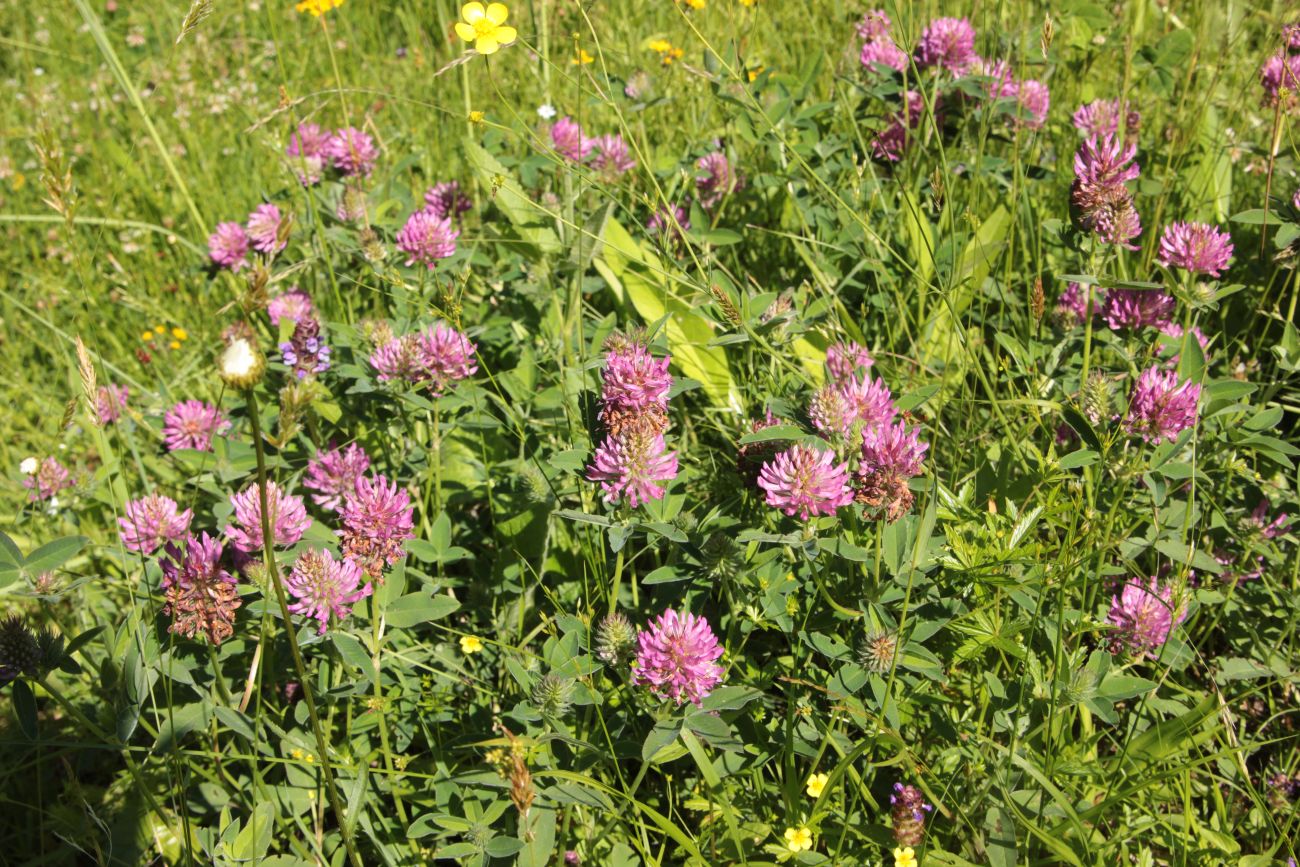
xmin=0 ymin=0 xmax=1298 ymax=864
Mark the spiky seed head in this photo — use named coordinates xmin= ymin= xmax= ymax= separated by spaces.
xmin=859 ymin=631 xmax=899 ymax=673
xmin=596 ymin=612 xmax=637 ymax=665
xmin=532 ymin=673 xmax=574 ymax=718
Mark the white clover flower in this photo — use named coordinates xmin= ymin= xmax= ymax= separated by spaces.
xmin=537 ymin=104 xmax=557 ymax=120
xmin=20 ymin=457 xmax=38 ymax=475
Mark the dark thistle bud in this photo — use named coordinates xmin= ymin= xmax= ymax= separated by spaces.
xmin=596 ymin=612 xmax=637 ymax=665
xmin=890 ymin=783 xmax=933 ymax=847
xmin=0 ymin=616 xmax=42 ymax=684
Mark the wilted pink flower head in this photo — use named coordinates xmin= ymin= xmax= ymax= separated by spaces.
xmin=915 ymin=17 xmax=976 ymax=72
xmin=1260 ymin=53 xmax=1300 ymax=108
xmin=95 ymin=384 xmax=129 ymax=426
xmin=119 ymin=493 xmax=193 ymax=554
xmin=369 ymin=334 xmax=424 ymax=382
xmin=757 ymin=443 xmax=853 ymax=520
xmin=840 ymin=374 xmax=896 ymax=429
xmin=286 ymin=548 xmax=372 ymax=634
xmin=305 ymin=443 xmax=371 ymax=511
xmin=550 ymin=116 xmax=593 ymax=162
xmin=1124 ymin=365 xmax=1200 ymax=444
xmin=872 ymin=90 xmax=928 ymax=162
xmin=860 ymin=37 xmax=908 ymax=74
xmin=826 ymin=341 xmax=874 ymax=383
xmin=647 ymin=203 xmax=691 ymax=242
xmin=695 ymin=151 xmax=743 ymax=209
xmin=424 ymin=181 xmax=473 ymax=220
xmin=23 ymin=457 xmax=71 ymax=503
xmin=856 ymin=420 xmax=927 ymax=522
xmin=415 ymin=323 xmax=479 ymax=395
xmin=267 ymin=288 xmax=314 ymax=327
xmin=1102 ymin=288 xmax=1176 ymax=331
xmin=1072 ymin=99 xmax=1139 ymax=138
xmin=226 ymin=481 xmax=312 ymax=554
xmin=1251 ymin=499 xmax=1291 ymax=540
xmin=162 ymin=400 xmax=231 ymax=452
xmin=855 ymin=9 xmax=892 ymax=42
xmin=208 ymin=222 xmax=249 ymax=271
xmin=286 ymin=122 xmax=330 ymax=185
xmin=1156 ymin=222 xmax=1233 ymax=277
xmin=1071 ymin=134 xmax=1142 ymax=249
xmin=396 ymin=209 xmax=459 ymax=268
xmin=326 ymin=127 xmax=378 ymax=177
xmin=591 ymin=134 xmax=637 ymax=177
xmin=161 ymin=533 xmax=240 ymax=645
xmin=587 ymin=432 xmax=679 ymax=507
xmin=1015 ymin=79 xmax=1050 ymax=129
xmin=632 ymin=608 xmax=724 ymax=705
xmin=340 ymin=474 xmax=415 ymax=577
xmin=1107 ymin=576 xmax=1186 ymax=657
xmin=246 ymin=203 xmax=288 ymax=256
xmin=599 ymin=344 xmax=672 ymax=436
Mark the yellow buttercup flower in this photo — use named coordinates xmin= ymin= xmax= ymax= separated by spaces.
xmin=169 ymin=340 xmax=182 ymax=350
xmin=739 ymin=0 xmax=757 ymax=6
xmin=454 ymin=2 xmax=517 ymax=55
xmin=154 ymin=325 xmax=166 ymax=335
xmin=572 ymin=48 xmax=594 ymax=65
xmin=647 ymin=39 xmax=672 ymax=53
xmin=682 ymin=0 xmax=706 ymax=8
xmin=893 ymin=847 xmax=918 ymax=867
xmin=783 ymin=827 xmax=812 ymax=852
xmin=295 ymin=0 xmax=344 ymax=17
xmin=805 ymin=772 xmax=829 ymax=799
xmin=460 ymin=635 xmax=484 ymax=654
xmin=468 ymin=110 xmax=486 ymax=124
xmin=172 ymin=327 xmax=188 ymax=341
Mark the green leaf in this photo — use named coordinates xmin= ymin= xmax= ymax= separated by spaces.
xmin=385 ymin=593 xmax=460 ymax=629
xmin=642 ymin=721 xmax=680 ymax=763
xmin=23 ymin=536 xmax=89 ymax=577
xmin=12 ymin=678 xmax=37 ymax=739
xmin=464 ymin=142 xmax=561 ymax=257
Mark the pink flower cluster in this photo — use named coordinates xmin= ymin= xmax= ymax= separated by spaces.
xmin=857 ymin=9 xmax=907 ymax=76
xmin=119 ymin=493 xmax=193 ymax=554
xmin=754 ymin=341 xmax=926 ymax=523
xmin=1260 ymin=24 xmax=1300 ymax=109
xmin=1123 ymin=365 xmax=1201 ymax=444
xmin=305 ymin=442 xmax=371 ymax=512
xmin=695 ymin=151 xmax=744 ymax=210
xmin=396 ymin=208 xmax=459 ymax=268
xmin=226 ymin=480 xmax=312 ymax=554
xmin=632 ymin=608 xmax=724 ymax=705
xmin=586 ymin=336 xmax=679 ymax=508
xmin=1072 ymin=99 xmax=1140 ymax=138
xmin=285 ymin=122 xmax=379 ymax=185
xmin=162 ymin=400 xmax=231 ymax=452
xmin=23 ymin=457 xmax=72 ymax=503
xmin=286 ymin=548 xmax=372 ymax=635
xmin=1155 ymin=222 xmax=1233 ymax=277
xmin=340 ymin=474 xmax=415 ymax=578
xmin=208 ymin=203 xmax=292 ymax=272
xmin=369 ymin=323 xmax=478 ymax=396
xmin=549 ymin=117 xmax=636 ymax=178
xmin=1107 ymin=576 xmax=1186 ymax=658
xmin=95 ymin=384 xmax=129 ymax=426
xmin=1071 ymin=134 xmax=1142 ymax=249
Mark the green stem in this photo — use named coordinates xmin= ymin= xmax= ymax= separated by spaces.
xmin=245 ymin=387 xmax=365 ymax=867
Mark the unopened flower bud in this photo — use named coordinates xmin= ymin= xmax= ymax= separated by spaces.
xmin=218 ymin=334 xmax=266 ymax=389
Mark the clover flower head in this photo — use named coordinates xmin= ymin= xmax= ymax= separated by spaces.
xmin=591 ymin=134 xmax=637 ymax=177
xmin=632 ymin=608 xmax=724 ymax=705
xmin=1156 ymin=221 xmax=1234 ymax=277
xmin=1101 ymin=288 xmax=1176 ymax=331
xmin=246 ymin=203 xmax=289 ymax=256
xmin=286 ymin=122 xmax=330 ymax=185
xmin=23 ymin=457 xmax=72 ymax=503
xmin=586 ymin=432 xmax=679 ymax=507
xmin=424 ymin=181 xmax=473 ymax=220
xmin=840 ymin=374 xmax=896 ymax=429
xmin=757 ymin=443 xmax=853 ymax=519
xmin=369 ymin=334 xmax=424 ymax=382
xmin=95 ymin=384 xmax=129 ymax=426
xmin=1016 ymin=79 xmax=1050 ymax=129
xmin=415 ymin=323 xmax=479 ymax=395
xmin=160 ymin=533 xmax=240 ymax=645
xmin=396 ymin=208 xmax=459 ymax=267
xmin=1260 ymin=52 xmax=1300 ymax=107
xmin=340 ymin=474 xmax=416 ymax=577
xmin=915 ymin=17 xmax=977 ymax=72
xmin=225 ymin=481 xmax=312 ymax=554
xmin=1072 ymin=99 xmax=1139 ymax=138
xmin=1123 ymin=365 xmax=1200 ymax=444
xmin=1107 ymin=576 xmax=1186 ymax=657
xmin=304 ymin=443 xmax=371 ymax=511
xmin=267 ymin=288 xmax=315 ymax=327
xmin=826 ymin=341 xmax=874 ymax=382
xmin=550 ymin=116 xmax=594 ymax=162
xmin=325 ymin=127 xmax=378 ymax=177
xmin=162 ymin=400 xmax=231 ymax=452
xmin=119 ymin=493 xmax=194 ymax=554
xmin=695 ymin=151 xmax=744 ymax=209
xmin=208 ymin=222 xmax=250 ymax=271
xmin=856 ymin=9 xmax=893 ymax=42
xmin=286 ymin=548 xmax=372 ymax=634
xmin=855 ymin=420 xmax=928 ymax=522
xmin=599 ymin=343 xmax=672 ymax=434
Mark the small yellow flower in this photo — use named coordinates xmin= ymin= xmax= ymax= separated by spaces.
xmin=295 ymin=0 xmax=344 ymax=17
xmin=893 ymin=847 xmax=918 ymax=867
xmin=169 ymin=340 xmax=182 ymax=350
xmin=747 ymin=65 xmax=764 ymax=82
xmin=571 ymin=48 xmax=594 ymax=65
xmin=805 ymin=772 xmax=829 ymax=799
xmin=783 ymin=826 xmax=813 ymax=853
xmin=460 ymin=635 xmax=484 ymax=654
xmin=172 ymin=327 xmax=188 ymax=340
xmin=10 ymin=172 xmax=25 ymax=191
xmin=154 ymin=325 xmax=166 ymax=335
xmin=739 ymin=0 xmax=757 ymax=6
xmin=140 ymin=330 xmax=155 ymax=342
xmin=682 ymin=0 xmax=706 ymax=8
xmin=468 ymin=110 xmax=486 ymax=124
xmin=647 ymin=39 xmax=673 ymax=54
xmin=454 ymin=2 xmax=517 ymax=56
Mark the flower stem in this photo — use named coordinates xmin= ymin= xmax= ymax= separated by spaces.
xmin=245 ymin=387 xmax=365 ymax=867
